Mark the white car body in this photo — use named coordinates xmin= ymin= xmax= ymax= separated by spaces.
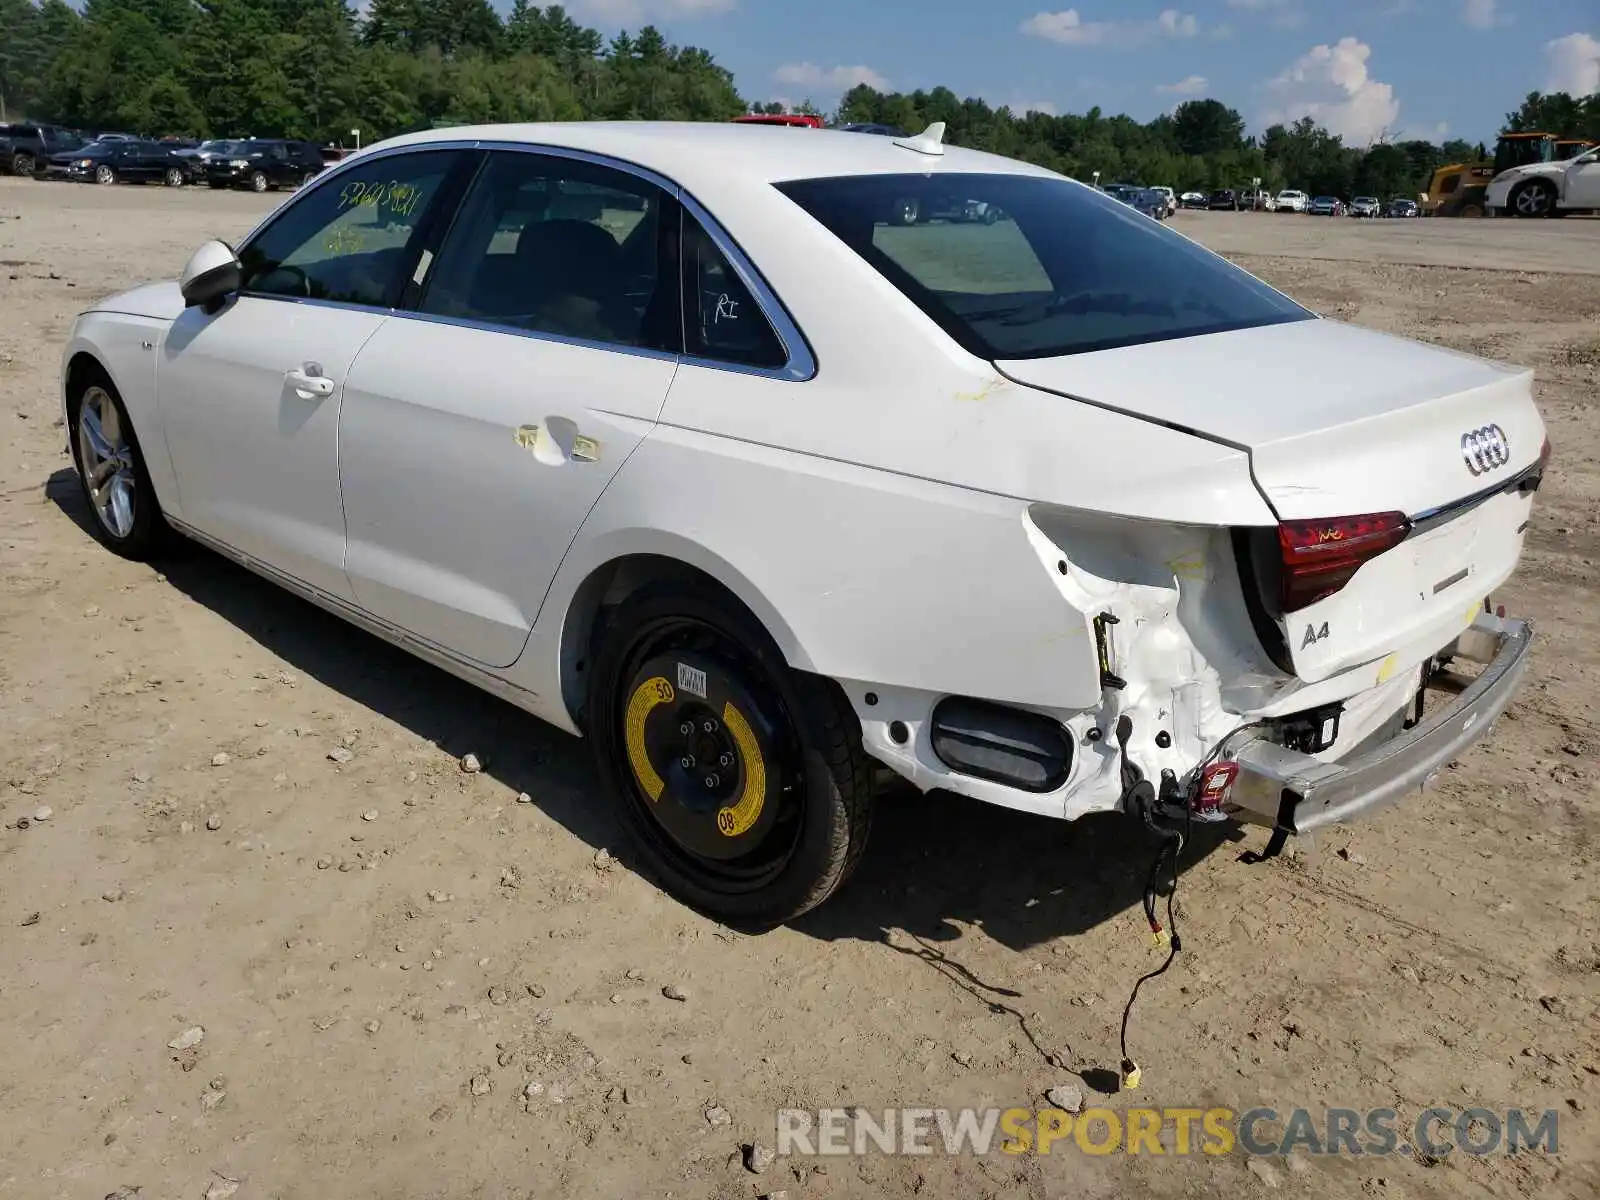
xmin=1275 ymin=189 xmax=1308 ymax=213
xmin=1152 ymin=185 xmax=1177 ymax=216
xmin=1485 ymin=150 xmax=1600 ymax=216
xmin=59 ymin=122 xmax=1544 ymax=914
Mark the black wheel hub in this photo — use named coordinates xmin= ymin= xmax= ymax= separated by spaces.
xmin=620 ymin=649 xmax=787 ymax=863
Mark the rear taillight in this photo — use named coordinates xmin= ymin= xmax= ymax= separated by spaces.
xmin=1277 ymin=512 xmax=1410 ymax=612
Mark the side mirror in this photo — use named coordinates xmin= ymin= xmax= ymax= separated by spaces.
xmin=180 ymin=239 xmax=241 ymax=313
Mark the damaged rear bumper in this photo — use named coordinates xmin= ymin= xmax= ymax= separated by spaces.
xmin=1228 ymin=613 xmax=1533 ymax=836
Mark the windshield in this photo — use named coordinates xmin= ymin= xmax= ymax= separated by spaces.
xmin=777 ymin=172 xmax=1312 ymax=360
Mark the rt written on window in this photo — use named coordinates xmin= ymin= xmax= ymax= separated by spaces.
xmin=681 ymin=218 xmax=788 ymax=370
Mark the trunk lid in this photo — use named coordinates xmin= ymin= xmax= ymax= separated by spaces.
xmin=998 ymin=318 xmax=1546 ymax=682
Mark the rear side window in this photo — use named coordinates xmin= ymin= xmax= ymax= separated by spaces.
xmin=239 ymin=150 xmax=461 ymax=308
xmin=776 ymin=173 xmax=1311 ymax=359
xmin=418 ymin=150 xmax=675 ymax=352
xmin=681 ymin=214 xmax=788 ymax=369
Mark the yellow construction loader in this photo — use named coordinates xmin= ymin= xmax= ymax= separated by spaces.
xmin=1421 ymin=131 xmax=1598 ymax=216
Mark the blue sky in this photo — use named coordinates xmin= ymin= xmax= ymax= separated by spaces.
xmin=542 ymin=0 xmax=1599 ymax=144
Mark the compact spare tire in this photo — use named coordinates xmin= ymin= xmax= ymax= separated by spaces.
xmin=586 ymin=581 xmax=874 ymax=926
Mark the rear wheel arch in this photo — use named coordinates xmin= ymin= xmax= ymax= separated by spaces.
xmin=559 ymin=552 xmax=810 ymax=734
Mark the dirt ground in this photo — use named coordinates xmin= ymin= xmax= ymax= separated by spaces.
xmin=1 ymin=178 xmax=1597 ymax=1200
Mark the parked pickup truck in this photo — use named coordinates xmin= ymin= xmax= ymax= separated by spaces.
xmin=0 ymin=122 xmax=84 ymax=176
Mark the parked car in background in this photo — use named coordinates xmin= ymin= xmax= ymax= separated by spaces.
xmin=1385 ymin=198 xmax=1419 ymax=218
xmin=1150 ymin=186 xmax=1177 ymax=216
xmin=1129 ymin=187 xmax=1170 ymax=220
xmin=834 ymin=122 xmax=908 ymax=137
xmin=1179 ymin=190 xmax=1208 ymax=209
xmin=49 ymin=139 xmax=187 ymax=186
xmin=1240 ymin=188 xmax=1277 ymax=211
xmin=1208 ymin=188 xmax=1240 ymax=211
xmin=1350 ymin=196 xmax=1381 ymax=218
xmin=58 ymin=120 xmax=1547 ymax=922
xmin=1308 ymin=195 xmax=1344 ymax=216
xmin=1275 ymin=189 xmax=1308 ymax=213
xmin=176 ymin=139 xmax=252 ymax=182
xmin=1100 ymin=182 xmax=1137 ymax=203
xmin=0 ymin=122 xmax=84 ymax=176
xmin=205 ymin=139 xmax=326 ymax=192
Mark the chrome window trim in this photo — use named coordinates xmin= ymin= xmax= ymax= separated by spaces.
xmin=390 ymin=308 xmax=683 ymax=365
xmin=675 ymin=188 xmax=817 ymax=382
xmin=229 ymin=136 xmax=817 ymax=381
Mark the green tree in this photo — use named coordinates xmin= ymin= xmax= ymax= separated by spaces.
xmin=1170 ymin=99 xmax=1245 ymax=157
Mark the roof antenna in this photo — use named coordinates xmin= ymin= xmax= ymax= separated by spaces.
xmin=893 ymin=122 xmax=946 ymax=157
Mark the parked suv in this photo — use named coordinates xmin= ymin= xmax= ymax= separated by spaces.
xmin=0 ymin=122 xmax=84 ymax=176
xmin=205 ymin=139 xmax=325 ymax=192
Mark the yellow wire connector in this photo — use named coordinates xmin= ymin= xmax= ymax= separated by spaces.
xmin=1150 ymin=927 xmax=1170 ymax=950
xmin=1120 ymin=1058 xmax=1142 ymax=1090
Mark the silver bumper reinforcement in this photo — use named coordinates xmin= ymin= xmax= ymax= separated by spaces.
xmin=1229 ymin=614 xmax=1533 ymax=836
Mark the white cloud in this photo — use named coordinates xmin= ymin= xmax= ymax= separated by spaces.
xmin=1461 ymin=0 xmax=1504 ymax=30
xmin=1020 ymin=8 xmax=1200 ymax=47
xmin=773 ymin=62 xmax=891 ymax=93
xmin=578 ymin=0 xmax=736 ymax=21
xmin=1544 ymin=32 xmax=1600 ymax=95
xmin=1157 ymin=74 xmax=1209 ymax=96
xmin=1225 ymin=0 xmax=1305 ymax=30
xmin=1262 ymin=37 xmax=1400 ymax=144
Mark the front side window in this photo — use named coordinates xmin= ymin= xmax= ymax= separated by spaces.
xmin=238 ymin=150 xmax=460 ymax=308
xmin=418 ymin=151 xmax=673 ymax=351
xmin=778 ymin=172 xmax=1312 ymax=359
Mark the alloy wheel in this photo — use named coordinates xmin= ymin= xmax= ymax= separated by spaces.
xmin=95 ymin=165 xmax=115 ymax=185
xmin=77 ymin=386 xmax=137 ymax=540
xmin=1513 ymin=184 xmax=1552 ymax=217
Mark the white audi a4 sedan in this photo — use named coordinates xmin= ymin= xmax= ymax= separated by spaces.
xmin=61 ymin=121 xmax=1546 ymax=924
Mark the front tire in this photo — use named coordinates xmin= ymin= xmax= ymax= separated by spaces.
xmin=586 ymin=581 xmax=874 ymax=926
xmin=250 ymin=171 xmax=270 ymax=193
xmin=1510 ymin=179 xmax=1557 ymax=218
xmin=67 ymin=374 xmax=170 ymax=560
xmin=12 ymin=152 xmax=34 ymax=176
xmin=165 ymin=167 xmax=185 ymax=187
xmin=95 ymin=164 xmax=116 ymax=186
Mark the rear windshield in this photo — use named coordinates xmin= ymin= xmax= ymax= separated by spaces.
xmin=776 ymin=173 xmax=1311 ymax=359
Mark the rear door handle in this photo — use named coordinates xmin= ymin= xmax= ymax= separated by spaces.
xmin=286 ymin=363 xmax=335 ymax=399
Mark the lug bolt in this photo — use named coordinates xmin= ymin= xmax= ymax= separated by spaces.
xmin=702 ymin=720 xmax=718 ymax=734
xmin=679 ymin=722 xmax=693 ymax=736
xmin=680 ymin=756 xmax=695 ymax=769
xmin=718 ymin=752 xmax=733 ymax=768
xmin=704 ymin=774 xmax=720 ymax=789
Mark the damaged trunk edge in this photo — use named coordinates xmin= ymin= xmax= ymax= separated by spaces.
xmin=900 ymin=320 xmax=1545 ymax=834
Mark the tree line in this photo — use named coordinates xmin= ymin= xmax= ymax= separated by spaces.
xmin=837 ymin=87 xmax=1600 ymax=199
xmin=1 ymin=0 xmax=1595 ymax=198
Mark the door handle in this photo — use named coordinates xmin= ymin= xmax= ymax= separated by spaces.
xmin=286 ymin=363 xmax=335 ymax=399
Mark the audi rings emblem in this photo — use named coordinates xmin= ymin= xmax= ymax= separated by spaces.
xmin=1460 ymin=424 xmax=1510 ymax=476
